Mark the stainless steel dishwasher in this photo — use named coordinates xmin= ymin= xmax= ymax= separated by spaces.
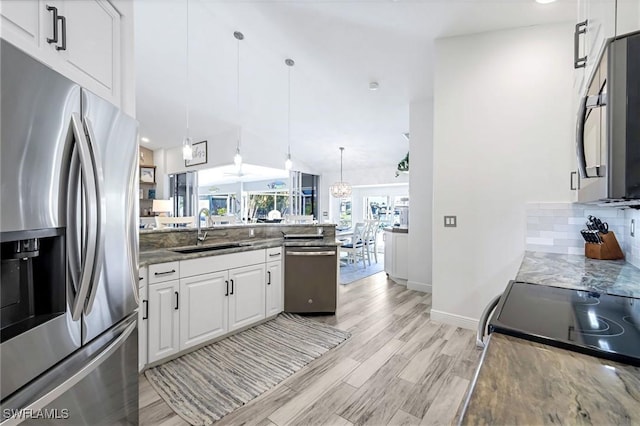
xmin=284 ymin=246 xmax=338 ymax=313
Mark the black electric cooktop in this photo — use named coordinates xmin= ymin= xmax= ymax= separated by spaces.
xmin=489 ymin=281 xmax=640 ymax=366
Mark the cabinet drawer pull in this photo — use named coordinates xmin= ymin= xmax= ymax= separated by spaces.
xmin=574 ymin=20 xmax=587 ymax=69
xmin=56 ymin=15 xmax=67 ymax=51
xmin=154 ymin=269 xmax=176 ymax=276
xmin=230 ymin=279 xmax=234 ymax=295
xmin=142 ymin=300 xmax=148 ymax=320
xmin=174 ymin=291 xmax=179 ymax=310
xmin=46 ymin=5 xmax=59 ymax=45
xmin=139 ymin=277 xmax=144 ymax=281
xmin=225 ymin=280 xmax=229 ymax=297
xmin=267 ymin=271 xmax=271 ymax=285
xmin=269 ymin=252 xmax=281 ymax=257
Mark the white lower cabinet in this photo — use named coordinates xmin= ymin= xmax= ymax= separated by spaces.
xmin=266 ymin=260 xmax=283 ymax=317
xmin=179 ymin=271 xmax=229 ymax=349
xmin=383 ymin=230 xmax=408 ymax=282
xmin=142 ymin=248 xmax=282 ymax=367
xmin=228 ymin=264 xmax=266 ymax=332
xmin=148 ymin=279 xmax=180 ymax=363
xmin=138 ymin=266 xmax=148 ymax=372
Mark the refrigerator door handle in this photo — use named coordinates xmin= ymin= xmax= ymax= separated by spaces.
xmin=82 ymin=118 xmax=106 ymax=315
xmin=69 ymin=113 xmax=99 ymax=321
xmin=67 ymin=144 xmax=82 ymax=306
xmin=0 ymin=320 xmax=136 ymax=426
xmin=124 ymin=137 xmax=140 ymax=305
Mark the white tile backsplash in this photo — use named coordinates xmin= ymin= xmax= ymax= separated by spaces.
xmin=525 ymin=202 xmax=628 ymax=257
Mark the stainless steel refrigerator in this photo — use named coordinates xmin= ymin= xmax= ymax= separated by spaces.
xmin=0 ymin=40 xmax=139 ymax=424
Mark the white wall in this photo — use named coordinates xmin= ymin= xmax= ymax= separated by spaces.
xmin=408 ymin=99 xmax=433 ymax=293
xmin=431 ymin=23 xmax=575 ymax=329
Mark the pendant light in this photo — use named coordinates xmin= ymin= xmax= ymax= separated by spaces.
xmin=233 ymin=31 xmax=244 ymax=169
xmin=182 ymin=0 xmax=193 ymax=161
xmin=284 ymin=58 xmax=295 ymax=171
xmin=330 ymin=147 xmax=352 ymax=198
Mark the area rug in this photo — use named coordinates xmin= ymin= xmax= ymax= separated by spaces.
xmin=144 ymin=313 xmax=351 ymax=425
xmin=340 ymin=261 xmax=385 ymax=285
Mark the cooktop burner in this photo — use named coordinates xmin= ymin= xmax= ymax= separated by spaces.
xmin=489 ymin=281 xmax=640 ymax=366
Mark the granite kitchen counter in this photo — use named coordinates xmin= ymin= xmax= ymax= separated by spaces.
xmin=517 ymin=251 xmax=640 ymax=298
xmin=460 ymin=333 xmax=640 ymax=425
xmin=460 ymin=251 xmax=640 ymax=424
xmin=139 ymin=238 xmax=340 ymax=266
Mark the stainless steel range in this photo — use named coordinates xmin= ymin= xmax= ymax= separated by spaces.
xmin=489 ymin=281 xmax=640 ymax=366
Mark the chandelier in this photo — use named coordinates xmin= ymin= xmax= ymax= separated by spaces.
xmin=330 ymin=147 xmax=352 ymax=198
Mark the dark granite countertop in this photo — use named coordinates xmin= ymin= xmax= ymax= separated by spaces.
xmin=517 ymin=251 xmax=640 ymax=298
xmin=139 ymin=238 xmax=340 ymax=266
xmin=460 ymin=252 xmax=640 ymax=424
xmin=461 ymin=333 xmax=640 ymax=425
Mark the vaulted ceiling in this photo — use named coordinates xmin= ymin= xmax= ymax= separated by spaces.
xmin=134 ymin=0 xmax=576 ymax=173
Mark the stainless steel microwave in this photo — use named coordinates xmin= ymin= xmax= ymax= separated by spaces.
xmin=576 ymin=31 xmax=640 ymax=206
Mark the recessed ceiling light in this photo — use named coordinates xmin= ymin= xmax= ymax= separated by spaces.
xmin=535 ymin=0 xmax=556 ymax=4
xmin=369 ymin=82 xmax=379 ymax=91
xmin=141 ymin=137 xmax=150 ymax=143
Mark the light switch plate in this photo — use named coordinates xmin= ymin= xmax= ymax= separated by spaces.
xmin=444 ymin=216 xmax=457 ymax=227
xmin=249 ymin=228 xmax=255 ymax=237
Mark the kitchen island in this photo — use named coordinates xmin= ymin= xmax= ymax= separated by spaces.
xmin=460 ymin=251 xmax=640 ymax=424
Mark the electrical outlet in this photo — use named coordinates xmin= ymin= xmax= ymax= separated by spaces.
xmin=631 ymin=219 xmax=635 ymax=237
xmin=249 ymin=228 xmax=255 ymax=237
xmin=444 ymin=216 xmax=457 ymax=227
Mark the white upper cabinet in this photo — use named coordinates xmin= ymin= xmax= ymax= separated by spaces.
xmin=616 ymin=0 xmax=640 ymax=35
xmin=0 ymin=0 xmax=40 ymax=49
xmin=59 ymin=0 xmax=120 ymax=100
xmin=1 ymin=0 xmax=124 ymax=108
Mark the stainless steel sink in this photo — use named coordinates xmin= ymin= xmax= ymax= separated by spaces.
xmin=170 ymin=243 xmax=246 ymax=254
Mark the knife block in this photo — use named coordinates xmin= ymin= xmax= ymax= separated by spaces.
xmin=585 ymin=231 xmax=624 ymax=260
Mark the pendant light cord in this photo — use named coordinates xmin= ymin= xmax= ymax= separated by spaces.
xmin=287 ymin=64 xmax=291 ymax=157
xmin=236 ymin=34 xmax=241 ymax=152
xmin=340 ymin=147 xmax=344 ymax=181
xmin=185 ymin=0 xmax=190 ymax=137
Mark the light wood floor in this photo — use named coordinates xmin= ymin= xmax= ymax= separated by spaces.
xmin=139 ymin=272 xmax=482 ymax=426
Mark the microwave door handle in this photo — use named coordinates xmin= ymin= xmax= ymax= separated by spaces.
xmin=69 ymin=113 xmax=99 ymax=321
xmin=576 ymin=96 xmax=589 ymax=179
xmin=82 ymin=118 xmax=106 ymax=315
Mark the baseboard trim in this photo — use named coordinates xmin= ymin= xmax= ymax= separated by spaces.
xmin=407 ymin=281 xmax=432 ymax=293
xmin=430 ymin=309 xmax=478 ymax=331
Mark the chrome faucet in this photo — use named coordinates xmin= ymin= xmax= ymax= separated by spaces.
xmin=197 ymin=208 xmax=210 ymax=243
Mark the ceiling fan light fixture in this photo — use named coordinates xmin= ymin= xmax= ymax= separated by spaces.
xmin=330 ymin=147 xmax=352 ymax=198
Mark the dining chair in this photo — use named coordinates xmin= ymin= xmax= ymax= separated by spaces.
xmin=340 ymin=222 xmax=366 ymax=268
xmin=364 ymin=219 xmax=380 ymax=263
